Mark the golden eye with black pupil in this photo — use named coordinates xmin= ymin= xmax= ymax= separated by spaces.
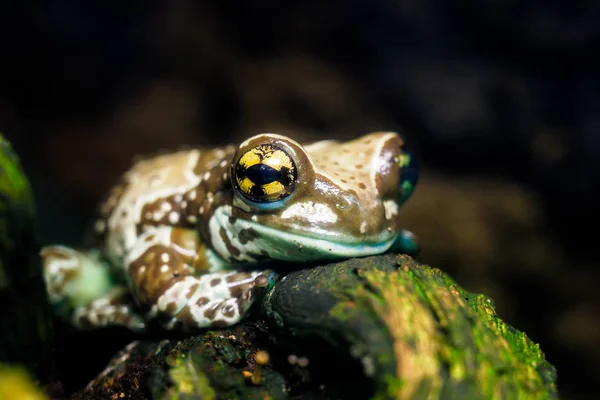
xmin=233 ymin=144 xmax=297 ymax=203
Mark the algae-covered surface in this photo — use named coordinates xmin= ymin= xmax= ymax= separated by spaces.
xmin=0 ymin=134 xmax=55 ymax=384
xmin=261 ymin=254 xmax=558 ymax=400
xmin=0 ymin=363 xmax=49 ymax=400
xmin=72 ymin=326 xmax=289 ymax=400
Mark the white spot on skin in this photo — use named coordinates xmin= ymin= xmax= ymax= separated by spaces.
xmin=105 ymin=150 xmax=203 ymax=266
xmin=187 ymin=190 xmax=197 ymax=201
xmin=153 ymin=211 xmax=163 ymax=221
xmin=168 ymin=211 xmax=180 ymax=224
xmin=222 ymin=173 xmax=228 ymax=181
xmin=174 ymin=194 xmax=183 ymax=202
xmin=139 ymin=266 xmax=146 ymax=275
xmin=94 ymin=220 xmax=106 ymax=233
xmin=160 ymin=265 xmax=170 ymax=273
xmin=161 ymin=202 xmax=172 ymax=212
xmin=161 ymin=253 xmax=170 ymax=263
xmin=199 ymin=206 xmax=205 ymax=214
xmin=383 ymin=200 xmax=399 ymax=220
xmin=281 ymin=202 xmax=338 ymax=224
xmin=203 ymin=171 xmax=211 ymax=181
xmin=360 ymin=221 xmax=367 ymax=234
xmin=188 ymin=215 xmax=198 ymax=223
xmin=219 ymin=160 xmax=228 ymax=167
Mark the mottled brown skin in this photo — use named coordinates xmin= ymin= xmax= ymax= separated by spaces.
xmin=40 ymin=132 xmax=417 ymax=331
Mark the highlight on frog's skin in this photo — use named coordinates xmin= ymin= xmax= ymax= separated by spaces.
xmin=233 ymin=143 xmax=298 ymax=203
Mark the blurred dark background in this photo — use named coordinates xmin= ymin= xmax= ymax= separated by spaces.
xmin=1 ymin=1 xmax=599 ymax=399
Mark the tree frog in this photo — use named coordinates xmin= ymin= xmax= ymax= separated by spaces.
xmin=41 ymin=132 xmax=419 ymax=332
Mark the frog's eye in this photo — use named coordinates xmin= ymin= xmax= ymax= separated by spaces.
xmin=398 ymin=149 xmax=419 ymax=204
xmin=232 ymin=143 xmax=298 ymax=205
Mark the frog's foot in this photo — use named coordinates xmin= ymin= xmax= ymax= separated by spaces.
xmin=390 ymin=229 xmax=420 ymax=256
xmin=127 ymin=226 xmax=274 ymax=331
xmin=149 ymin=270 xmax=272 ymax=331
xmin=40 ymin=245 xmax=114 ymax=318
xmin=72 ymin=286 xmax=146 ymax=332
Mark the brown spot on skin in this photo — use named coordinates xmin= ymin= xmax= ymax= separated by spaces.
xmin=165 ymin=302 xmax=179 ymax=315
xmin=219 ymin=227 xmax=241 ymax=257
xmin=228 ymin=216 xmax=238 ymax=225
xmin=238 ymin=228 xmax=259 ymax=244
xmin=211 ymin=320 xmax=230 ymax=328
xmin=341 ymin=179 xmax=347 ymax=183
xmin=185 ymin=283 xmax=199 ymax=299
xmin=210 ymin=278 xmax=221 ymax=287
xmin=228 ymin=275 xmax=255 ymax=302
xmin=246 ymin=250 xmax=271 ymax=263
xmin=221 ymin=304 xmax=236 ymax=318
xmin=129 ymin=244 xmax=192 ymax=306
xmin=358 ymin=182 xmax=367 ymax=190
xmin=174 ymin=307 xmax=197 ymax=328
xmin=196 ymin=297 xmax=210 ymax=307
xmin=145 ymin=234 xmax=155 ymax=242
xmin=237 ymin=289 xmax=253 ymax=314
xmin=355 ymin=164 xmax=363 ymax=169
xmin=203 ymin=302 xmax=220 ymax=320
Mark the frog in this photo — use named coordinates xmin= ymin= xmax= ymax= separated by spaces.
xmin=40 ymin=131 xmax=419 ymax=332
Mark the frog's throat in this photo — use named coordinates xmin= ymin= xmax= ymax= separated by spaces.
xmin=208 ymin=205 xmax=397 ymax=263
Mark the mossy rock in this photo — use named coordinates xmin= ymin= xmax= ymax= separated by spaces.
xmin=0 ymin=134 xmax=55 ymax=383
xmin=75 ymin=254 xmax=557 ymax=400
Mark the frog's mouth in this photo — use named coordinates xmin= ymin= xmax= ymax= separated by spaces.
xmin=209 ymin=206 xmax=397 ymax=263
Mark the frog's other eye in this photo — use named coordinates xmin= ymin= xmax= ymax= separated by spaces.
xmin=232 ymin=143 xmax=298 ymax=206
xmin=397 ymin=148 xmax=419 ymax=204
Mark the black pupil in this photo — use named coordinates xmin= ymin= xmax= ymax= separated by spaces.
xmin=244 ymin=163 xmax=283 ymax=186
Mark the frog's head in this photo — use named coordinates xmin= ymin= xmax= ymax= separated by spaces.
xmin=209 ymin=132 xmax=418 ymax=263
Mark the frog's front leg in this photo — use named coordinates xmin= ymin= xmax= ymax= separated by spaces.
xmin=41 ymin=246 xmax=146 ymax=331
xmin=126 ymin=226 xmax=271 ymax=331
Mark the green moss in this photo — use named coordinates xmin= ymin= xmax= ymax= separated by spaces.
xmin=0 ymin=134 xmax=55 ymax=383
xmin=163 ymin=354 xmax=216 ymax=400
xmin=0 ymin=363 xmax=48 ymax=400
xmin=289 ymin=254 xmax=558 ymax=399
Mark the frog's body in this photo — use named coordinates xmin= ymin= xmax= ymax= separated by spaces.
xmin=41 ymin=132 xmax=419 ymax=332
